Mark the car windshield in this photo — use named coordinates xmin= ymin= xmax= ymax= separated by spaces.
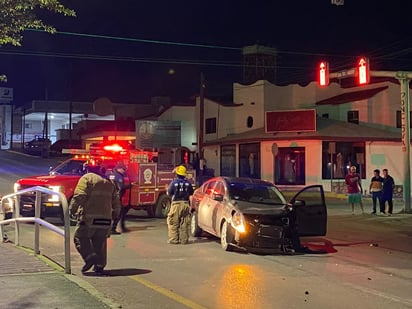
xmin=228 ymin=183 xmax=287 ymax=204
xmin=50 ymin=159 xmax=87 ymax=175
xmin=50 ymin=158 xmax=119 ymax=176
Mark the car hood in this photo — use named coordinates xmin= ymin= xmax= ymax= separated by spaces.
xmin=17 ymin=175 xmax=81 ymax=186
xmin=234 ymin=200 xmax=288 ymax=215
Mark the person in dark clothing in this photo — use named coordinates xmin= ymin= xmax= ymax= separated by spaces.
xmin=108 ymin=162 xmax=132 ymax=234
xmin=69 ymin=163 xmax=121 ymax=275
xmin=369 ymin=169 xmax=384 ymax=214
xmin=381 ymin=168 xmax=395 ymax=215
xmin=166 ymin=165 xmax=194 ymax=244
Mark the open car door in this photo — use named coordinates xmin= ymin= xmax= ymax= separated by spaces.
xmin=289 ymin=185 xmax=327 ymax=237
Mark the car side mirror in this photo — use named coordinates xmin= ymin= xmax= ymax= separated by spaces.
xmin=214 ymin=194 xmax=224 ymax=202
xmin=292 ymin=200 xmax=305 ymax=207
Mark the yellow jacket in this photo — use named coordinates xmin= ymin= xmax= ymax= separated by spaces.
xmin=69 ymin=172 xmax=121 ymax=228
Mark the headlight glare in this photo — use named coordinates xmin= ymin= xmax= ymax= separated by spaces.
xmin=48 ymin=186 xmax=63 ymax=202
xmin=231 ymin=212 xmax=246 ymax=233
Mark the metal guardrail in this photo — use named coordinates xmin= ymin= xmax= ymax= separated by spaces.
xmin=0 ymin=186 xmax=71 ymax=274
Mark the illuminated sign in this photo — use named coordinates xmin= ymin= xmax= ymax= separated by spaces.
xmin=318 ymin=61 xmax=329 ymax=87
xmin=265 ymin=109 xmax=316 ymax=133
xmin=357 ymin=57 xmax=370 ymax=85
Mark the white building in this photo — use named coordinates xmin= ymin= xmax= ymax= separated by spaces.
xmin=157 ymin=79 xmax=409 ymax=197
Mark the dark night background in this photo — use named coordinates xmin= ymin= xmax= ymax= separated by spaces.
xmin=1 ymin=0 xmax=412 ymax=106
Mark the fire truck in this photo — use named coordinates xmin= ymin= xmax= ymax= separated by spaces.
xmin=13 ymin=143 xmax=196 ymax=224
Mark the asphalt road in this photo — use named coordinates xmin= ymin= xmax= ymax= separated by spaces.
xmin=0 ymin=150 xmax=64 ymax=196
xmin=1 ymin=150 xmax=412 ymax=308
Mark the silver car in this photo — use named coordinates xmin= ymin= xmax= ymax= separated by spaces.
xmin=190 ymin=177 xmax=327 ymax=253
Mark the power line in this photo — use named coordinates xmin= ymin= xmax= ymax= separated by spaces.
xmin=26 ymin=29 xmax=241 ymax=51
xmin=0 ymin=49 xmax=307 ymax=70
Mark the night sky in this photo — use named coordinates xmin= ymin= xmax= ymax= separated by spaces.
xmin=1 ymin=0 xmax=411 ymax=106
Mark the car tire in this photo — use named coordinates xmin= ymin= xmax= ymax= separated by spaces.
xmin=154 ymin=194 xmax=171 ymax=218
xmin=220 ymin=221 xmax=234 ymax=251
xmin=190 ymin=211 xmax=203 ymax=237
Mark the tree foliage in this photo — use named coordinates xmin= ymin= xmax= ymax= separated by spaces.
xmin=0 ymin=0 xmax=76 ymax=46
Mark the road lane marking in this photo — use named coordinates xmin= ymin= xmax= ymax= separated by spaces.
xmin=129 ymin=275 xmax=208 ymax=309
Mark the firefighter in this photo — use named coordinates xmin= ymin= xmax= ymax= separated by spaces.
xmin=69 ymin=162 xmax=121 ymax=275
xmin=166 ymin=165 xmax=194 ymax=244
xmin=108 ymin=161 xmax=132 ymax=234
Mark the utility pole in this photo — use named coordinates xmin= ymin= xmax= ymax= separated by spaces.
xmin=198 ymin=73 xmax=205 ymax=175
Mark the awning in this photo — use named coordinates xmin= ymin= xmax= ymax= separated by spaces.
xmin=315 ymin=86 xmax=388 ymax=106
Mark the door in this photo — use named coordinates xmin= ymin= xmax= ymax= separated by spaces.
xmin=289 ymin=185 xmax=327 ymax=236
xmin=197 ymin=180 xmax=217 ymax=232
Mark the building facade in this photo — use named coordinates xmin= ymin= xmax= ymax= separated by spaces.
xmin=157 ymin=79 xmax=409 ymax=196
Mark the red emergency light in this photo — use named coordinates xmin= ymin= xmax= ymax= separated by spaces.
xmin=318 ymin=61 xmax=329 ymax=87
xmin=103 ymin=144 xmax=125 ymax=152
xmin=357 ymin=57 xmax=370 ymax=85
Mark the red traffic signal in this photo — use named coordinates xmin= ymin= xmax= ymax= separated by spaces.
xmin=357 ymin=57 xmax=370 ymax=85
xmin=318 ymin=61 xmax=329 ymax=87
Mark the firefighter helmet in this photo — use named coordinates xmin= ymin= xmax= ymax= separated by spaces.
xmin=175 ymin=165 xmax=187 ymax=176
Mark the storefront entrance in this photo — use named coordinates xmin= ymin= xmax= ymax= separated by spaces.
xmin=274 ymin=147 xmax=305 ymax=185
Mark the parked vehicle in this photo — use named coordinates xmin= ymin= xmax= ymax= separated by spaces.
xmin=14 ymin=143 xmax=196 ymax=224
xmin=190 ymin=177 xmax=327 ymax=253
xmin=24 ymin=136 xmax=51 ymax=156
xmin=49 ymin=139 xmax=83 ymax=155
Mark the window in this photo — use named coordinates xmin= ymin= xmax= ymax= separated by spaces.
xmin=274 ymin=147 xmax=306 ymax=185
xmin=322 ymin=113 xmax=329 ymax=118
xmin=205 ymin=118 xmax=216 ymax=134
xmin=321 ymin=141 xmax=365 ymax=179
xmin=221 ymin=144 xmax=236 ymax=177
xmin=247 ymin=116 xmax=254 ymax=128
xmin=25 ymin=123 xmax=33 ymax=129
xmin=396 ymin=110 xmax=412 ymax=128
xmin=239 ymin=143 xmax=260 ymax=178
xmin=347 ymin=110 xmax=359 ymax=124
xmin=204 ymin=181 xmax=217 ymax=196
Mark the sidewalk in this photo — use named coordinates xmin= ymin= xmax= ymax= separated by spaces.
xmin=0 ymin=241 xmax=120 ymax=309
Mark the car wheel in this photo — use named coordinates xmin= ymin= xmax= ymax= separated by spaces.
xmin=155 ymin=194 xmax=171 ymax=218
xmin=220 ymin=221 xmax=234 ymax=251
xmin=190 ymin=211 xmax=203 ymax=237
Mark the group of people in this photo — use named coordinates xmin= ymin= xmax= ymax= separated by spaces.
xmin=68 ymin=161 xmax=193 ymax=275
xmin=345 ymin=166 xmax=395 ymax=215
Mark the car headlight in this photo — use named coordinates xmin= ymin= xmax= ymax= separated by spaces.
xmin=13 ymin=183 xmax=20 ymax=192
xmin=231 ymin=212 xmax=246 ymax=233
xmin=48 ymin=186 xmax=63 ymax=202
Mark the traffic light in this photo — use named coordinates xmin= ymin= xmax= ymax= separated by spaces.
xmin=318 ymin=61 xmax=329 ymax=87
xmin=357 ymin=57 xmax=370 ymax=85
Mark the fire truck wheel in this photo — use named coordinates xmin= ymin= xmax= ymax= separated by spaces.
xmin=147 ymin=205 xmax=155 ymax=218
xmin=190 ymin=211 xmax=203 ymax=237
xmin=154 ymin=195 xmax=171 ymax=218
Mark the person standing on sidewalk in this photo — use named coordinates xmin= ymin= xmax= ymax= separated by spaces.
xmin=69 ymin=162 xmax=121 ymax=275
xmin=369 ymin=169 xmax=383 ymax=214
xmin=381 ymin=168 xmax=395 ymax=215
xmin=108 ymin=161 xmax=132 ymax=234
xmin=166 ymin=165 xmax=194 ymax=244
xmin=345 ymin=165 xmax=364 ymax=215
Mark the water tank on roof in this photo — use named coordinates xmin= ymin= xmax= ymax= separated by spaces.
xmin=242 ymin=44 xmax=277 ymax=84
